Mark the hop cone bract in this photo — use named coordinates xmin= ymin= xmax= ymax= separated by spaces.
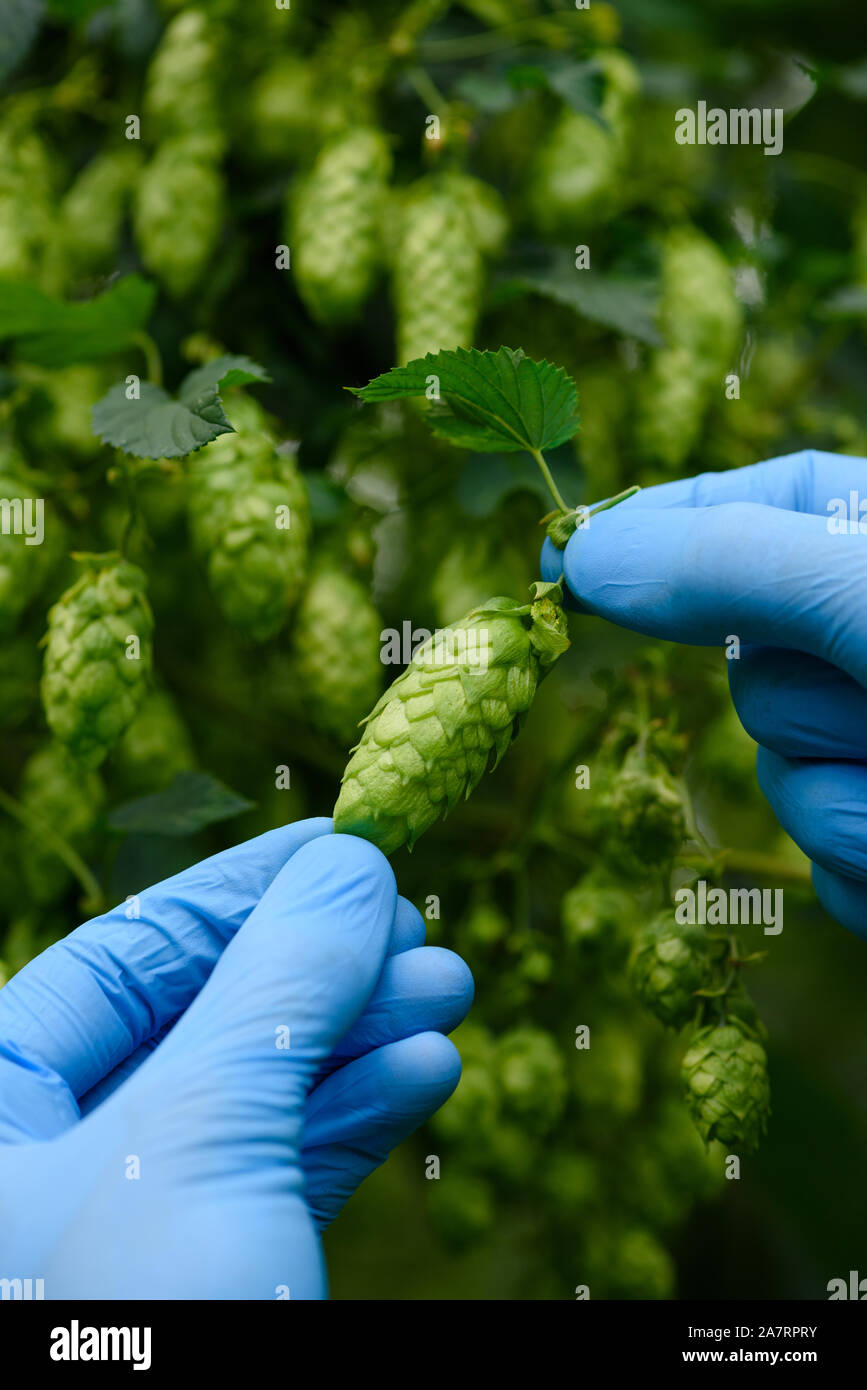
xmin=292 ymin=567 xmax=384 ymax=745
xmin=41 ymin=557 xmax=154 ymax=769
xmin=629 ymin=910 xmax=711 ymax=1028
xmin=290 ymin=126 xmax=392 ymax=325
xmin=188 ymin=430 xmax=309 ymax=641
xmin=333 ymin=586 xmax=569 ymax=853
xmin=681 ymin=1019 xmax=771 ymax=1152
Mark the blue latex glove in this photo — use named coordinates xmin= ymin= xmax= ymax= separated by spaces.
xmin=541 ymin=448 xmax=867 ymax=940
xmin=0 ymin=820 xmax=473 ymax=1298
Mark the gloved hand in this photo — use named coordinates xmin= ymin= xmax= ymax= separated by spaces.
xmin=0 ymin=820 xmax=473 ymax=1298
xmin=541 ymin=448 xmax=867 ymax=940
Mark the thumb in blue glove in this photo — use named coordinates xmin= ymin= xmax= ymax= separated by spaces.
xmin=0 ymin=822 xmax=472 ymax=1298
xmin=541 ymin=449 xmax=867 ymax=938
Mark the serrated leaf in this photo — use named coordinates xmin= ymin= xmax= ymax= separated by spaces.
xmin=92 ymin=353 xmax=270 ymax=459
xmin=495 ymin=263 xmax=662 ymax=345
xmin=108 ymin=771 xmax=254 ymax=836
xmin=0 ymin=276 xmax=157 ymax=366
xmin=0 ymin=0 xmax=42 ymax=86
xmin=349 ymin=346 xmax=581 ymax=455
xmin=179 ymin=354 xmax=271 ymax=405
xmin=91 ymin=381 xmax=232 ymax=459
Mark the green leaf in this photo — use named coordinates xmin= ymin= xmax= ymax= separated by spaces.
xmin=179 ymin=354 xmax=271 ymax=403
xmin=108 ymin=771 xmax=255 ymax=836
xmin=349 ymin=346 xmax=581 ymax=455
xmin=92 ymin=354 xmax=271 ymax=459
xmin=0 ymin=276 xmax=157 ymax=366
xmin=454 ymin=57 xmax=605 ymax=124
xmin=495 ymin=263 xmax=662 ymax=346
xmin=0 ymin=0 xmax=42 ymax=87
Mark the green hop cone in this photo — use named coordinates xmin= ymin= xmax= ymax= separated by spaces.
xmin=188 ymin=430 xmax=310 ymax=642
xmin=496 ymin=1026 xmax=567 ymax=1136
xmin=526 ymin=50 xmax=640 ymax=237
xmin=291 ymin=567 xmax=384 ymax=746
xmin=245 ymin=56 xmax=318 ymax=163
xmin=560 ymin=873 xmax=635 ymax=958
xmin=333 ymin=583 xmax=570 ymax=854
xmin=110 ymin=688 xmax=196 ymax=795
xmin=0 ymin=120 xmax=60 ymax=289
xmin=601 ymin=744 xmax=686 ymax=869
xmin=41 ymin=556 xmax=154 ymax=769
xmin=635 ymin=225 xmax=742 ymax=472
xmin=391 ymin=176 xmax=484 ymax=366
xmin=134 ymin=138 xmax=224 ymax=299
xmin=62 ymin=147 xmax=141 ymax=277
xmin=290 ymin=126 xmax=392 ymax=326
xmin=143 ymin=9 xmax=224 ymax=153
xmin=681 ymin=1019 xmax=771 ymax=1153
xmin=18 ymin=741 xmax=105 ymax=907
xmin=629 ymin=910 xmax=712 ymax=1028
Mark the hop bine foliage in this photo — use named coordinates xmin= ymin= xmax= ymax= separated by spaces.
xmin=187 ymin=429 xmax=310 ymax=642
xmin=41 ymin=556 xmax=154 ymax=770
xmin=290 ymin=127 xmax=392 ymax=326
xmin=681 ymin=1019 xmax=771 ymax=1153
xmin=291 ymin=566 xmax=384 ymax=747
xmin=629 ymin=910 xmax=712 ymax=1029
xmin=333 ymin=584 xmax=570 ymax=854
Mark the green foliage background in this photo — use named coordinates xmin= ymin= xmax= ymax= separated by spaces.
xmin=2 ymin=0 xmax=867 ymax=1299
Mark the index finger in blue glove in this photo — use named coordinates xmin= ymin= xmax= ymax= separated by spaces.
xmin=592 ymin=449 xmax=867 ymax=516
xmin=0 ymin=820 xmax=332 ymax=1135
xmin=542 ymin=501 xmax=867 ymax=689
